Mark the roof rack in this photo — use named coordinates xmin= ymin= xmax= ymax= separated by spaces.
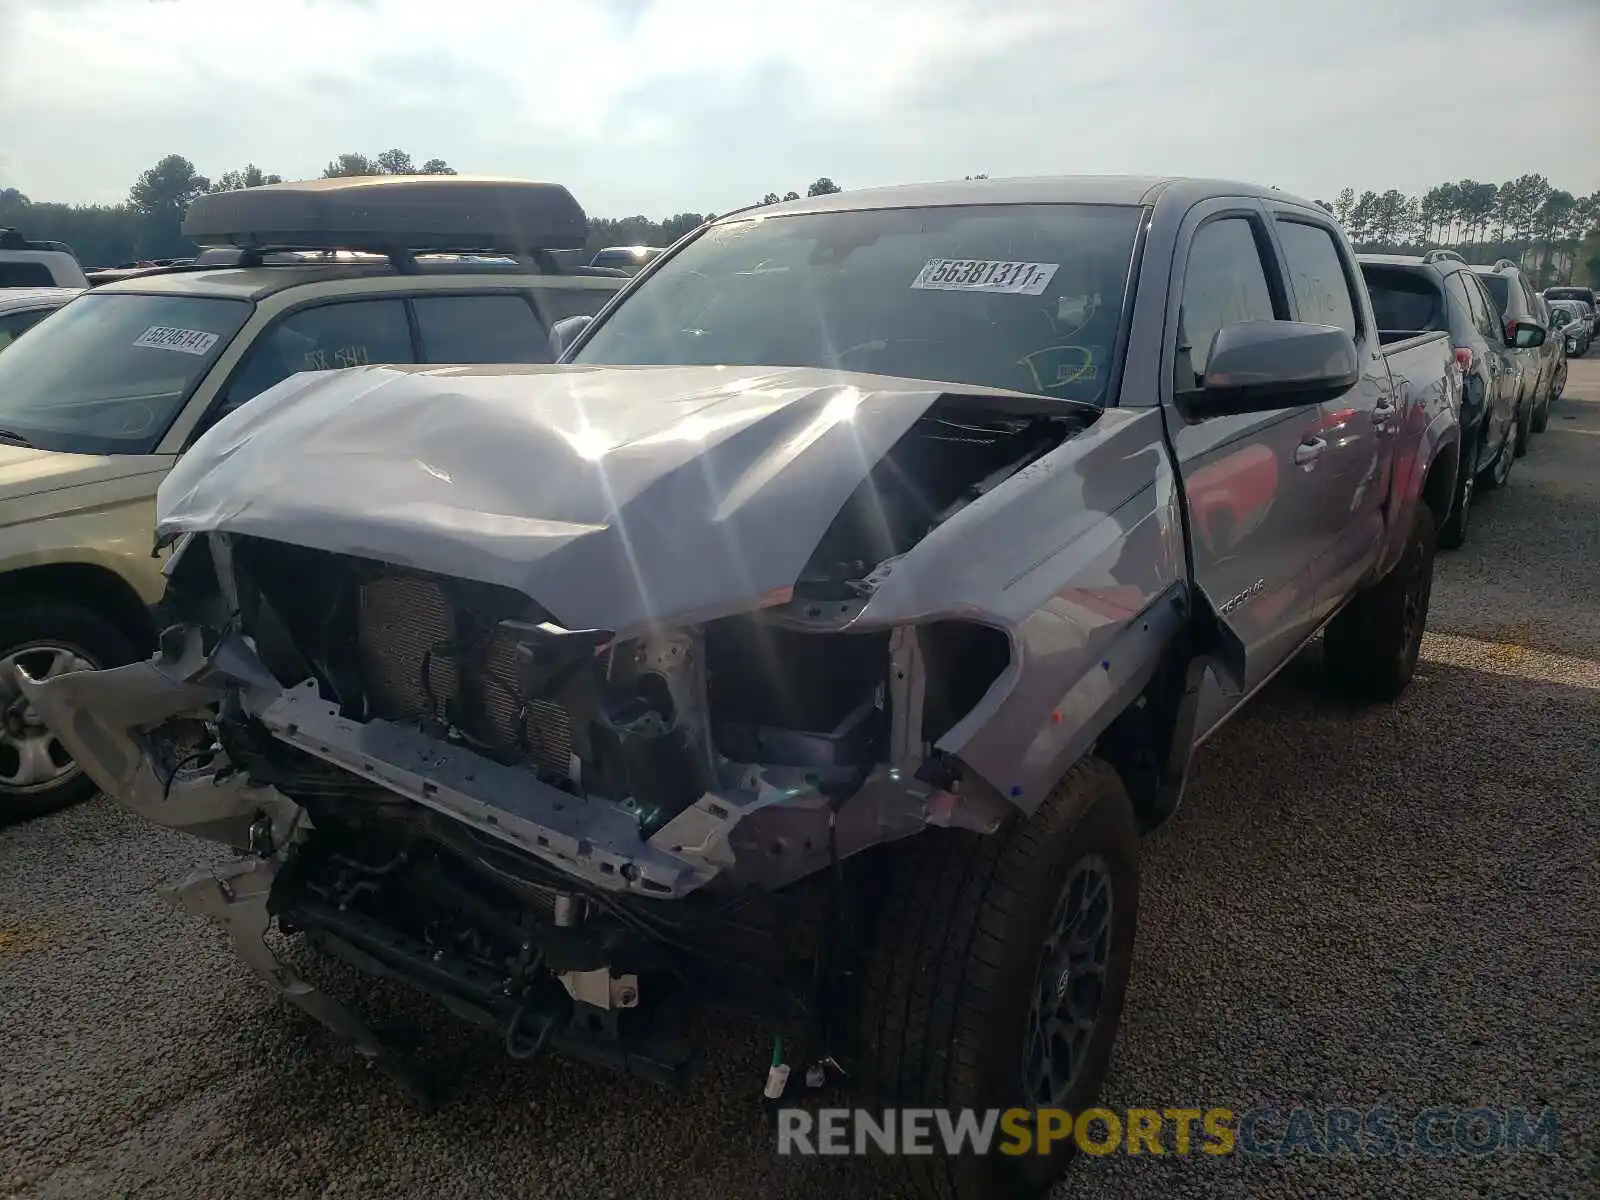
xmin=0 ymin=228 xmax=79 ymax=257
xmin=181 ymin=176 xmax=590 ymax=275
xmin=1422 ymin=248 xmax=1466 ymax=265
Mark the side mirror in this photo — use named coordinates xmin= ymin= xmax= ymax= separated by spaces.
xmin=1506 ymin=319 xmax=1545 ymax=350
xmin=1175 ymin=321 xmax=1359 ymax=419
xmin=549 ymin=314 xmax=593 ymax=360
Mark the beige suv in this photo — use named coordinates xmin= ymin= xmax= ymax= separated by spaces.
xmin=0 ymin=177 xmax=624 ymax=818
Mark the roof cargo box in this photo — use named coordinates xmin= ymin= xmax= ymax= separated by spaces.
xmin=181 ymin=176 xmax=590 ymax=255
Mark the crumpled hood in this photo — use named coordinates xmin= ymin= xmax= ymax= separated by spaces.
xmin=157 ymin=362 xmax=981 ymax=631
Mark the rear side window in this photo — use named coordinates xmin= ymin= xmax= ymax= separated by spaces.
xmin=1275 ymin=220 xmax=1359 ymax=337
xmin=223 ymin=298 xmax=415 ymax=411
xmin=1364 ymin=267 xmax=1442 ymax=334
xmin=0 ymin=262 xmax=55 ymax=287
xmin=1176 ymin=216 xmax=1279 ymax=381
xmin=414 ymin=294 xmax=551 ymax=364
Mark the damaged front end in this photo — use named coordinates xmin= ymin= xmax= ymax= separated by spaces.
xmin=17 ymin=386 xmax=1096 ymax=1089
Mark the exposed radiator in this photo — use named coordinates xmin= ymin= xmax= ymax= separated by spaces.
xmin=355 ymin=573 xmax=575 ymax=778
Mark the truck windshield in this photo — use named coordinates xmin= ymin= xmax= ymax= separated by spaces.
xmin=0 ymin=292 xmax=250 ymax=455
xmin=571 ymin=203 xmax=1143 ymax=405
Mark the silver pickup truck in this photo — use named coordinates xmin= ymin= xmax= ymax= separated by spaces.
xmin=20 ymin=177 xmax=1459 ymax=1200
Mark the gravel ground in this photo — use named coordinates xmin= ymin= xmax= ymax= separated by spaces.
xmin=4 ymin=362 xmax=1597 ymax=1200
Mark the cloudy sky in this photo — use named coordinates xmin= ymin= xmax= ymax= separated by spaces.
xmin=2 ymin=0 xmax=1597 ymax=218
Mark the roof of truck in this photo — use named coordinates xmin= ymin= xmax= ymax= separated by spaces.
xmin=719 ymin=175 xmax=1320 ymax=221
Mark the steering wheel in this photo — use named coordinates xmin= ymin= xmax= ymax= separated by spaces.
xmin=1017 ymin=345 xmax=1101 ymax=395
xmin=114 ymin=401 xmax=158 ymax=437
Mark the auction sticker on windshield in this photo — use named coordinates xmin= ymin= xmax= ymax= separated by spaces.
xmin=912 ymin=259 xmax=1060 ymax=295
xmin=132 ymin=326 xmax=221 ymax=356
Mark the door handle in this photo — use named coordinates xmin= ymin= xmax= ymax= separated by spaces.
xmin=1294 ymin=438 xmax=1325 ymax=468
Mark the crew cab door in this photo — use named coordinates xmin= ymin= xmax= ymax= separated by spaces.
xmin=1161 ymin=202 xmax=1329 ymax=736
xmin=1265 ymin=210 xmax=1396 ymax=622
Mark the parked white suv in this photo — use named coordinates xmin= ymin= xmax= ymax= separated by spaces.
xmin=0 ymin=229 xmax=90 ymax=289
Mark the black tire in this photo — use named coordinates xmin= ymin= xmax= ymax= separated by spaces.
xmin=1324 ymin=503 xmax=1436 ymax=702
xmin=0 ymin=596 xmax=138 ymax=822
xmin=1437 ymin=429 xmax=1477 ymax=550
xmin=857 ymin=759 xmax=1139 ymax=1200
xmin=1513 ymin=399 xmax=1531 ymax=457
xmin=1530 ymin=400 xmax=1549 ymax=434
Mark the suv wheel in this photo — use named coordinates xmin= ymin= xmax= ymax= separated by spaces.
xmin=1513 ymin=399 xmax=1531 ymax=457
xmin=857 ymin=758 xmax=1139 ymax=1200
xmin=1324 ymin=503 xmax=1436 ymax=701
xmin=0 ymin=598 xmax=137 ymax=822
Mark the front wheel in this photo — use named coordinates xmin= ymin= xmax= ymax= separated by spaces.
xmin=0 ymin=598 xmax=138 ymax=822
xmin=1324 ymin=503 xmax=1436 ymax=701
xmin=1513 ymin=398 xmax=1531 ymax=457
xmin=857 ymin=759 xmax=1139 ymax=1200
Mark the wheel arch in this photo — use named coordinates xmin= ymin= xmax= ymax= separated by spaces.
xmin=1418 ymin=436 xmax=1458 ymax=534
xmin=0 ymin=563 xmax=160 ymax=652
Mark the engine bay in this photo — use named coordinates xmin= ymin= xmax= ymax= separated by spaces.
xmin=107 ymin=386 xmax=1089 ymax=1084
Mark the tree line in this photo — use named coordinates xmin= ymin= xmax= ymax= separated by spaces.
xmin=0 ymin=152 xmax=846 ymax=268
xmin=1311 ymin=175 xmax=1599 ymax=285
xmin=2 ymin=153 xmax=1595 ymax=285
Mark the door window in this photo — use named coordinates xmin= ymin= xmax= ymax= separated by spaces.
xmin=414 ymin=293 xmax=552 ymax=364
xmin=1460 ymin=273 xmax=1500 ymax=342
xmin=1274 ymin=220 xmax=1359 ymax=337
xmin=221 ymin=298 xmax=415 ymax=413
xmin=1175 ymin=216 xmax=1279 ymax=384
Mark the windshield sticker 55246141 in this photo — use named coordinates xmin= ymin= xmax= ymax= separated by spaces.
xmin=911 ymin=259 xmax=1060 ymax=296
xmin=132 ymin=325 xmax=221 ymax=356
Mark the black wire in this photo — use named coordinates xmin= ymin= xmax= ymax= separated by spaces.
xmin=161 ymin=747 xmax=215 ymax=801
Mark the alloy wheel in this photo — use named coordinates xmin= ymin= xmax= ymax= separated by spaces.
xmin=1024 ymin=855 xmax=1115 ymax=1108
xmin=0 ymin=644 xmax=96 ymax=794
xmin=1398 ymin=534 xmax=1432 ymax=673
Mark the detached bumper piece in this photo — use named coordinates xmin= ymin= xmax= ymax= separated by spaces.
xmin=170 ymin=854 xmax=695 ymax=1099
xmin=167 ymin=858 xmax=437 ymax=1104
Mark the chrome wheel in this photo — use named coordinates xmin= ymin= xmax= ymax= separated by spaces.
xmin=0 ymin=643 xmax=96 ymax=794
xmin=1024 ymin=854 xmax=1114 ymax=1107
